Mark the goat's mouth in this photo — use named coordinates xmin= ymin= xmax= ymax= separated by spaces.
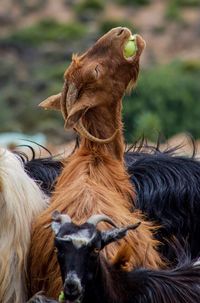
xmin=123 ymin=34 xmax=137 ymax=59
xmin=122 ymin=32 xmax=146 ymax=61
xmin=64 ymin=292 xmax=82 ymax=303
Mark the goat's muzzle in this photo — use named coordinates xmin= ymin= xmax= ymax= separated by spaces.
xmin=63 ymin=275 xmax=83 ymax=302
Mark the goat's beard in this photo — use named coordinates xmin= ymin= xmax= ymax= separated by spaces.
xmin=65 ymin=296 xmax=82 ymax=303
xmin=63 ymin=291 xmax=83 ymax=303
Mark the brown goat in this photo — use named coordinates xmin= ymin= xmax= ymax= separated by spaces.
xmin=28 ymin=28 xmax=164 ymax=299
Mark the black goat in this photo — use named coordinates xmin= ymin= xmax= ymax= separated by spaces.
xmin=24 ymin=157 xmax=62 ymax=195
xmin=125 ymin=147 xmax=200 ymax=261
xmin=15 ymin=147 xmax=63 ymax=195
xmin=51 ymin=212 xmax=200 ymax=303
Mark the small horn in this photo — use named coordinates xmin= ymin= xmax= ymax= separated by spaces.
xmin=52 ymin=210 xmax=71 ymax=224
xmin=113 ymin=222 xmax=141 ymax=235
xmin=87 ymin=214 xmax=117 ymax=227
xmin=101 ymin=222 xmax=141 ymax=248
xmin=67 ymin=82 xmax=78 ymax=109
xmin=75 ymin=118 xmax=119 ymax=144
xmin=39 ymin=93 xmax=61 ymax=110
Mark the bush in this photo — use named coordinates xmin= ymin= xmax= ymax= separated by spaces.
xmin=123 ymin=61 xmax=200 ymax=142
xmin=75 ymin=0 xmax=105 ymax=12
xmin=134 ymin=112 xmax=162 ymax=142
xmin=20 ymin=0 xmax=47 ymax=14
xmin=2 ymin=20 xmax=87 ymax=46
xmin=152 ymin=25 xmax=166 ymax=35
xmin=74 ymin=0 xmax=105 ymax=22
xmin=166 ymin=0 xmax=199 ymax=21
xmin=165 ymin=1 xmax=182 ymax=21
xmin=177 ymin=0 xmax=200 ymax=6
xmin=100 ymin=20 xmax=136 ymax=35
xmin=117 ymin=0 xmax=151 ymax=5
xmin=0 ymin=55 xmax=67 ymax=134
xmin=181 ymin=60 xmax=200 ymax=72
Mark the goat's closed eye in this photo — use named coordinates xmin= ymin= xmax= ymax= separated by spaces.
xmin=94 ymin=65 xmax=100 ymax=79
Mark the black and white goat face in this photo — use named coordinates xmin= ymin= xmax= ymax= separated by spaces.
xmin=51 ymin=211 xmax=140 ymax=302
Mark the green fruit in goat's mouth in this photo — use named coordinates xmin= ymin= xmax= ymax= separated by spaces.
xmin=124 ymin=35 xmax=138 ymax=58
xmin=58 ymin=291 xmax=65 ymax=302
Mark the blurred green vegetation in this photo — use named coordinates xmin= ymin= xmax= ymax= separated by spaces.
xmin=74 ymin=0 xmax=105 ymax=22
xmin=166 ymin=0 xmax=200 ymax=21
xmin=117 ymin=0 xmax=151 ymax=6
xmin=0 ymin=57 xmax=66 ymax=135
xmin=2 ymin=20 xmax=87 ymax=46
xmin=100 ymin=19 xmax=135 ymax=34
xmin=75 ymin=0 xmax=105 ymax=12
xmin=123 ymin=61 xmax=200 ymax=142
xmin=17 ymin=0 xmax=48 ymax=13
xmin=177 ymin=0 xmax=200 ymax=6
xmin=0 ymin=5 xmax=200 ymax=143
xmin=117 ymin=0 xmax=200 ymax=6
xmin=166 ymin=1 xmax=182 ymax=21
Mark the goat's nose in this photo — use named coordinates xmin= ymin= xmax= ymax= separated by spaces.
xmin=65 ymin=280 xmax=79 ymax=293
xmin=117 ymin=27 xmax=125 ymax=36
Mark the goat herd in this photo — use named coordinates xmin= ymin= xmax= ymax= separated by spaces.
xmin=1 ymin=27 xmax=200 ymax=303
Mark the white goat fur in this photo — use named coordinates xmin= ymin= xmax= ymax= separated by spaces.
xmin=0 ymin=148 xmax=49 ymax=303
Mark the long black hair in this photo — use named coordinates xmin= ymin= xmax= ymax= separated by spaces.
xmin=126 ymin=138 xmax=200 ymax=261
xmin=14 ymin=144 xmax=63 ymax=196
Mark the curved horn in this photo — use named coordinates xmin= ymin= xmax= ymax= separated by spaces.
xmin=75 ymin=118 xmax=119 ymax=144
xmin=101 ymin=222 xmax=141 ymax=248
xmin=87 ymin=214 xmax=117 ymax=227
xmin=61 ymin=80 xmax=68 ymax=121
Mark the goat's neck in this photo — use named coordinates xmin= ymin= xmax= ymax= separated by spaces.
xmin=82 ymin=256 xmax=150 ymax=303
xmin=82 ymin=256 xmax=123 ymax=303
xmin=79 ymin=100 xmax=124 ymax=162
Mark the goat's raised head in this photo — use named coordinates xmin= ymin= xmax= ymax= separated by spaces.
xmin=40 ymin=28 xmax=145 ymax=139
xmin=51 ymin=211 xmax=140 ymax=302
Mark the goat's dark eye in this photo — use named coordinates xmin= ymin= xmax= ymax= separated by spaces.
xmin=93 ymin=247 xmax=100 ymax=254
xmin=89 ymin=246 xmax=100 ymax=257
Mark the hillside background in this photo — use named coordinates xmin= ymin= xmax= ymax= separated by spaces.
xmin=0 ymin=0 xmax=200 ymax=147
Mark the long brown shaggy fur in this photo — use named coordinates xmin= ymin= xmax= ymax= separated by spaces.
xmin=28 ymin=28 xmax=163 ymax=299
xmin=111 ymin=243 xmax=133 ymax=269
xmin=29 ymin=146 xmax=163 ymax=298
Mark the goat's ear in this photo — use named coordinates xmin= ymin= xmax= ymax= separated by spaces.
xmin=39 ymin=93 xmax=61 ymax=111
xmin=65 ymin=94 xmax=102 ymax=128
xmin=101 ymin=222 xmax=141 ymax=249
xmin=65 ymin=96 xmax=93 ymax=128
xmin=51 ymin=221 xmax=61 ymax=235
